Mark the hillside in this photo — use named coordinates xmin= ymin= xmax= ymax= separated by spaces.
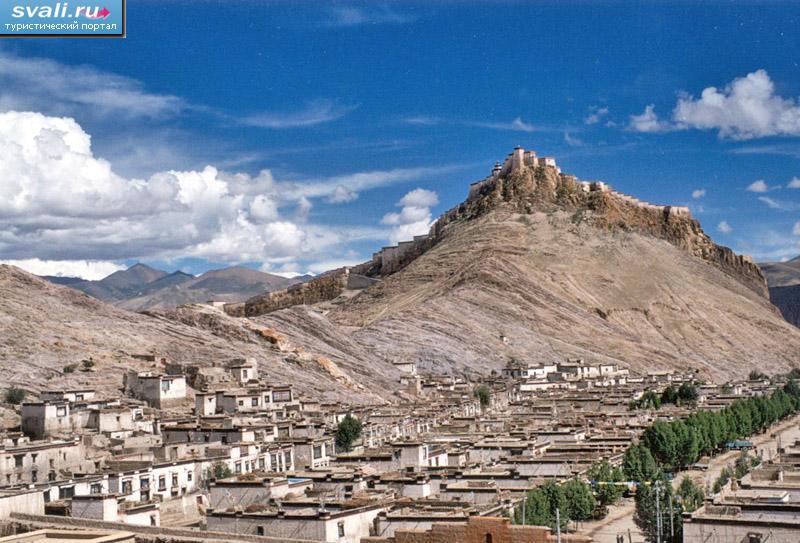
xmin=0 ymin=264 xmax=392 ymax=402
xmin=759 ymin=256 xmax=800 ymax=327
xmin=117 ymin=266 xmax=297 ymax=311
xmin=42 ymin=264 xmax=297 ymax=312
xmin=246 ymin=148 xmax=800 ymax=381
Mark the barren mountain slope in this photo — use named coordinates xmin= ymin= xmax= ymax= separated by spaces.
xmin=118 ymin=266 xmax=297 ymax=312
xmin=326 ymin=208 xmax=800 ymax=381
xmin=0 ymin=265 xmax=390 ymax=402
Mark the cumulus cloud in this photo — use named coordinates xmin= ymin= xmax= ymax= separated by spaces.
xmin=0 ymin=258 xmax=125 ymax=280
xmin=630 ymin=70 xmax=800 ymax=139
xmin=746 ymin=180 xmax=770 ymax=193
xmin=692 ymin=189 xmax=706 ymax=199
xmin=717 ymin=221 xmax=733 ymax=234
xmin=628 ymin=105 xmax=671 ymax=133
xmin=327 ymin=185 xmax=359 ymax=203
xmin=788 ymin=177 xmax=800 ymax=189
xmin=673 ymin=70 xmax=800 ymax=139
xmin=381 ymin=188 xmax=438 ymax=244
xmin=0 ymin=111 xmax=397 ymax=272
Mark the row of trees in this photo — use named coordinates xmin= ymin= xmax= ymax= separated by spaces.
xmin=640 ymin=381 xmax=800 ymax=471
xmin=629 ymin=383 xmax=699 ymax=410
xmin=513 ymin=479 xmax=596 ymax=530
xmin=629 ymin=377 xmax=800 ymax=542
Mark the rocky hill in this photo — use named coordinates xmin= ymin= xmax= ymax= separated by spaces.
xmin=245 ymin=148 xmax=800 ymax=381
xmin=0 ymin=264 xmax=393 ymax=402
xmin=759 ymin=256 xmax=800 ymax=327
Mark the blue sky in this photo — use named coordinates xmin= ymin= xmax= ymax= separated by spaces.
xmin=1 ymin=1 xmax=800 ymax=279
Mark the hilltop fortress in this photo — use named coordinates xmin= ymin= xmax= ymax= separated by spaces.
xmin=236 ymin=147 xmax=764 ymax=317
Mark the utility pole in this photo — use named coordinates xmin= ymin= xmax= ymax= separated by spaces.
xmin=668 ymin=493 xmax=674 ymax=540
xmin=555 ymin=508 xmax=561 ymax=543
xmin=655 ymin=481 xmax=662 ymax=543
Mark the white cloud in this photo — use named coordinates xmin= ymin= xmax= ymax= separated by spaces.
xmin=0 ymin=259 xmax=125 ymax=280
xmin=241 ymin=99 xmax=355 ymax=129
xmin=0 ymin=111 xmax=397 ymax=270
xmin=794 ymin=222 xmax=800 ymax=236
xmin=564 ymin=132 xmax=583 ymax=146
xmin=692 ymin=189 xmax=706 ymax=199
xmin=0 ymin=51 xmax=183 ymax=120
xmin=327 ymin=185 xmax=359 ymax=203
xmin=472 ymin=117 xmax=535 ymax=132
xmin=746 ymin=180 xmax=770 ymax=193
xmin=673 ymin=70 xmax=800 ymax=139
xmin=584 ymin=106 xmax=609 ymax=125
xmin=324 ymin=5 xmax=413 ymax=27
xmin=381 ymin=188 xmax=438 ymax=244
xmin=628 ymin=105 xmax=672 ymax=133
xmin=631 ymin=70 xmax=800 ymax=139
xmin=758 ymin=196 xmax=800 ymax=211
xmin=788 ymin=177 xmax=800 ymax=189
xmin=717 ymin=221 xmax=732 ymax=234
xmin=398 ymin=188 xmax=438 ymax=208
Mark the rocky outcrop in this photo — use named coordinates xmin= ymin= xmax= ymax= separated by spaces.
xmin=240 ymin=270 xmax=349 ymax=317
xmin=356 ymin=150 xmax=766 ymax=297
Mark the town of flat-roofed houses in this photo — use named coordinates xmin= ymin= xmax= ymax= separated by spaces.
xmin=3 ymin=143 xmax=800 ymax=543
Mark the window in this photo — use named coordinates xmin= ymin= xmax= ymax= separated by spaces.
xmin=284 ymin=450 xmax=292 ymax=468
xmin=75 ymin=394 xmax=83 ymax=401
xmin=171 ymin=473 xmax=178 ymax=487
xmin=122 ymin=480 xmax=132 ymax=494
xmin=187 ymin=471 xmax=193 ymax=482
xmin=140 ymin=477 xmax=150 ymax=490
xmin=242 ymin=370 xmax=248 ymax=379
xmin=31 ymin=470 xmax=37 ymax=482
xmin=313 ymin=445 xmax=323 ymax=460
xmin=14 ymin=455 xmax=23 ymax=468
xmin=90 ymin=483 xmax=102 ymax=494
xmin=31 ymin=454 xmax=38 ymax=463
xmin=158 ymin=475 xmax=166 ymax=491
xmin=257 ymin=526 xmax=265 ymax=536
xmin=49 ymin=459 xmax=54 ymax=468
xmin=234 ymin=462 xmax=242 ymax=474
xmin=251 ymin=397 xmax=259 ymax=407
xmin=485 ymin=535 xmax=493 ymax=543
xmin=56 ymin=407 xmax=67 ymax=417
xmin=161 ymin=380 xmax=172 ymax=392
xmin=338 ymin=522 xmax=345 ymax=537
xmin=272 ymin=390 xmax=291 ymax=403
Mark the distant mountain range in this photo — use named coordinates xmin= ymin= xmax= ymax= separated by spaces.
xmin=759 ymin=256 xmax=800 ymax=327
xmin=42 ymin=263 xmax=299 ymax=311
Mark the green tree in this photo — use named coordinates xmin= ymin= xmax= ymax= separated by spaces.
xmin=676 ymin=476 xmax=704 ymax=513
xmin=515 ymin=487 xmax=551 ymax=526
xmin=4 ymin=387 xmax=25 ymax=405
xmin=474 ymin=385 xmax=491 ymax=408
xmin=563 ymin=478 xmax=596 ymax=521
xmin=588 ymin=459 xmax=624 ymax=506
xmin=540 ymin=480 xmax=570 ymax=530
xmin=677 ymin=382 xmax=699 ymax=404
xmin=661 ymin=385 xmax=678 ymax=405
xmin=335 ymin=414 xmax=363 ymax=452
xmin=623 ymin=443 xmax=658 ymax=482
xmin=635 ymin=477 xmax=682 ymax=543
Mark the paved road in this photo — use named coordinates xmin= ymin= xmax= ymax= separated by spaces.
xmin=579 ymin=412 xmax=800 ymax=543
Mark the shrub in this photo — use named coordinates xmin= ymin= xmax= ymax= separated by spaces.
xmin=63 ymin=364 xmax=77 ymax=374
xmin=4 ymin=387 xmax=25 ymax=405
